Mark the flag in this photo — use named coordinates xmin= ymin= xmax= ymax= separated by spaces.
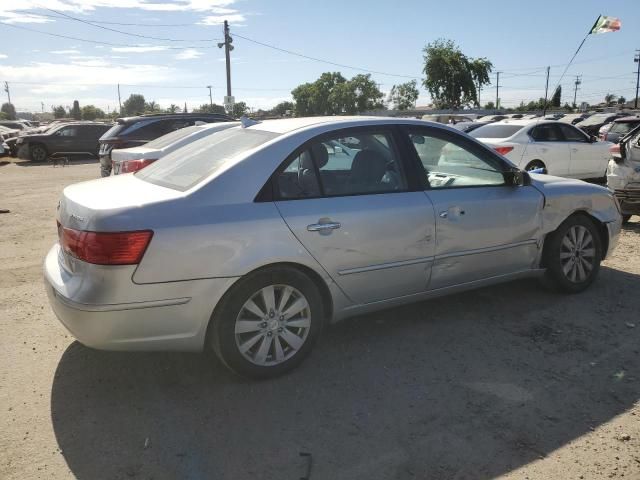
xmin=590 ymin=15 xmax=621 ymax=34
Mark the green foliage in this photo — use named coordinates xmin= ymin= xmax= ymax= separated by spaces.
xmin=52 ymin=105 xmax=66 ymax=119
xmin=81 ymin=105 xmax=105 ymax=121
xmin=422 ymin=39 xmax=493 ymax=109
xmin=166 ymin=104 xmax=180 ymax=114
xmin=388 ymin=80 xmax=420 ymax=110
xmin=0 ymin=111 xmax=7 ymax=120
xmin=551 ymin=86 xmax=561 ymax=108
xmin=1 ymin=102 xmax=17 ymax=120
xmin=483 ymin=101 xmax=495 ymax=110
xmin=145 ymin=101 xmax=161 ymax=113
xmin=232 ymin=101 xmax=249 ymax=117
xmin=604 ymin=93 xmax=615 ymax=106
xmin=617 ymin=96 xmax=626 ymax=105
xmin=122 ymin=94 xmax=146 ymax=116
xmin=271 ymin=101 xmax=294 ymax=116
xmin=291 ymin=72 xmax=384 ymax=116
xmin=71 ymin=100 xmax=81 ymax=120
xmin=195 ymin=103 xmax=226 ymax=114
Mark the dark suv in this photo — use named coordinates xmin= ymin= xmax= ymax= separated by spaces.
xmin=16 ymin=122 xmax=112 ymax=162
xmin=98 ymin=113 xmax=233 ymax=177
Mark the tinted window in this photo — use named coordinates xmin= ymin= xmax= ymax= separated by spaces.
xmin=58 ymin=126 xmax=78 ymax=137
xmin=276 ymin=149 xmax=322 ymax=199
xmin=610 ymin=121 xmax=640 ymax=135
xmin=470 ymin=124 xmax=524 ymax=138
xmin=558 ymin=124 xmax=588 ymax=142
xmin=407 ymin=129 xmax=505 ymax=188
xmin=137 ymin=128 xmax=278 ymax=191
xmin=530 ymin=124 xmax=563 ymax=141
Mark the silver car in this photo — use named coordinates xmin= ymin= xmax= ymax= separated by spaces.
xmin=45 ymin=117 xmax=622 ymax=378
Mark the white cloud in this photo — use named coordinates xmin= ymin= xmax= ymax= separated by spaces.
xmin=51 ymin=49 xmax=82 ymax=55
xmin=111 ymin=45 xmax=168 ymax=53
xmin=175 ymin=49 xmax=204 ymax=60
xmin=198 ymin=13 xmax=246 ymax=25
xmin=0 ymin=54 xmax=7 ymax=59
xmin=0 ymin=11 xmax=52 ymax=24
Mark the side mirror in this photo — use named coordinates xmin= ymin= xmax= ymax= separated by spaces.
xmin=334 ymin=146 xmax=343 ymax=154
xmin=505 ymin=170 xmax=529 ymax=186
xmin=590 ymin=135 xmax=598 ymax=143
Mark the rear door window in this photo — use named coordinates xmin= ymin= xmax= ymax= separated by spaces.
xmin=558 ymin=124 xmax=588 ymax=142
xmin=469 ymin=124 xmax=524 ymax=139
xmin=530 ymin=124 xmax=563 ymax=141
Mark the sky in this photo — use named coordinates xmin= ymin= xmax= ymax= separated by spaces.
xmin=0 ymin=0 xmax=638 ymax=114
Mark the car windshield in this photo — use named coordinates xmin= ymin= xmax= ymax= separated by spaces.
xmin=579 ymin=115 xmax=614 ymax=126
xmin=470 ymin=124 xmax=524 ymax=139
xmin=610 ymin=121 xmax=640 ymax=135
xmin=136 ymin=127 xmax=279 ymax=191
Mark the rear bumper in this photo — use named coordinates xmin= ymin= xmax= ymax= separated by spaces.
xmin=613 ymin=188 xmax=640 ymax=216
xmin=44 ymin=244 xmax=238 ymax=351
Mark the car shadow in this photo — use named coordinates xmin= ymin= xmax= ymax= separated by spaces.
xmin=15 ymin=156 xmax=98 ymax=167
xmin=51 ymin=266 xmax=640 ymax=480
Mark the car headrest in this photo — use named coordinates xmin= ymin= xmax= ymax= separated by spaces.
xmin=350 ymin=149 xmax=387 ymax=183
xmin=299 ymin=143 xmax=329 ymax=170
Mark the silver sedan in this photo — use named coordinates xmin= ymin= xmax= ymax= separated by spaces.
xmin=45 ymin=117 xmax=622 ymax=378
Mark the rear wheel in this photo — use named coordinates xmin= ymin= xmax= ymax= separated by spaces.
xmin=210 ymin=267 xmax=324 ymax=379
xmin=525 ymin=160 xmax=546 ymax=172
xmin=542 ymin=215 xmax=602 ymax=293
xmin=30 ymin=144 xmax=48 ymax=162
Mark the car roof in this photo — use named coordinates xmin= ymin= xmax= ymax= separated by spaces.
xmin=613 ymin=115 xmax=640 ymax=123
xmin=116 ymin=113 xmax=233 ymax=124
xmin=246 ymin=116 xmax=444 ymax=134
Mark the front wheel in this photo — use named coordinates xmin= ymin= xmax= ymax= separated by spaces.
xmin=542 ymin=215 xmax=602 ymax=293
xmin=210 ymin=267 xmax=324 ymax=379
xmin=30 ymin=144 xmax=47 ymax=162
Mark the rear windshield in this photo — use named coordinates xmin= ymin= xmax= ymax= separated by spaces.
xmin=579 ymin=115 xmax=615 ymax=127
xmin=610 ymin=120 xmax=640 ymax=135
xmin=100 ymin=123 xmax=125 ymax=140
xmin=136 ymin=128 xmax=279 ymax=191
xmin=470 ymin=124 xmax=524 ymax=139
xmin=144 ymin=125 xmax=202 ymax=149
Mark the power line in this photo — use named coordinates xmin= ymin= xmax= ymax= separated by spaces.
xmin=38 ymin=5 xmax=219 ymax=43
xmin=232 ymin=32 xmax=420 ymax=79
xmin=30 ymin=12 xmax=198 ymax=27
xmin=0 ymin=21 xmax=216 ymax=50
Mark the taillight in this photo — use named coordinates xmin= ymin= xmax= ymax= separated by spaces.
xmin=609 ymin=144 xmax=620 ymax=155
xmin=119 ymin=158 xmax=155 ymax=173
xmin=493 ymin=146 xmax=514 ymax=156
xmin=58 ymin=222 xmax=153 ymax=265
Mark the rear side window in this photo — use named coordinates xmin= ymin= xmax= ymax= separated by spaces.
xmin=136 ymin=128 xmax=279 ymax=191
xmin=530 ymin=124 xmax=563 ymax=141
xmin=469 ymin=124 xmax=524 ymax=139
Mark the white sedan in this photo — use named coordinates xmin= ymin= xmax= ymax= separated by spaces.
xmin=470 ymin=119 xmax=611 ymax=180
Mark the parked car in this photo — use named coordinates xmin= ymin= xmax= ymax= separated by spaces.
xmin=602 ymin=116 xmax=640 ymax=144
xmin=470 ymin=119 xmax=611 ymax=180
xmin=607 ymin=124 xmax=640 ymax=223
xmin=16 ymin=122 xmax=112 ymax=162
xmin=0 ymin=120 xmax=30 ymax=131
xmin=559 ymin=113 xmax=588 ymax=125
xmin=476 ymin=114 xmax=509 ymax=123
xmin=575 ymin=113 xmax=623 ymax=136
xmin=99 ymin=113 xmax=234 ymax=177
xmin=45 ymin=116 xmax=621 ymax=378
xmin=451 ymin=121 xmax=491 ymax=133
xmin=111 ymin=121 xmax=239 ymax=174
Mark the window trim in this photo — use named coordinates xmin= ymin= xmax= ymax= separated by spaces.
xmin=260 ymin=125 xmax=420 ymax=202
xmin=399 ymin=125 xmax=513 ymax=191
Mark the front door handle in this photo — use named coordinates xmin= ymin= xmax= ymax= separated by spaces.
xmin=440 ymin=207 xmax=465 ymax=219
xmin=571 ymin=148 xmax=578 ymax=152
xmin=307 ymin=221 xmax=341 ymax=232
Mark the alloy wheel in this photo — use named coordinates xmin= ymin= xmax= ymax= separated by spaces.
xmin=32 ymin=146 xmax=47 ymax=162
xmin=234 ymin=284 xmax=311 ymax=366
xmin=560 ymin=225 xmax=596 ymax=283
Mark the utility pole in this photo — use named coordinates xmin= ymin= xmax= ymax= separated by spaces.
xmin=117 ymin=83 xmax=122 ymax=115
xmin=634 ymin=50 xmax=640 ymax=109
xmin=573 ymin=75 xmax=582 ymax=109
xmin=542 ymin=66 xmax=550 ymax=116
xmin=41 ymin=102 xmax=44 ymax=113
xmin=495 ymin=72 xmax=501 ymax=110
xmin=3 ymin=81 xmax=10 ymax=104
xmin=207 ymin=85 xmax=213 ymax=108
xmin=218 ymin=20 xmax=234 ymax=112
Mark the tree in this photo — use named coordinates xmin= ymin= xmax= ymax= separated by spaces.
xmin=81 ymin=105 xmax=105 ymax=121
xmin=52 ymin=105 xmax=66 ymax=119
xmin=167 ymin=104 xmax=180 ymax=114
xmin=617 ymin=96 xmax=626 ymax=105
xmin=483 ymin=101 xmax=495 ymax=110
xmin=551 ymin=86 xmax=561 ymax=108
xmin=422 ymin=38 xmax=493 ymax=109
xmin=122 ymin=94 xmax=146 ymax=115
xmin=145 ymin=100 xmax=161 ymax=113
xmin=271 ymin=101 xmax=294 ymax=116
xmin=232 ymin=101 xmax=249 ymax=117
xmin=388 ymin=80 xmax=420 ymax=110
xmin=291 ymin=72 xmax=384 ymax=116
xmin=194 ymin=103 xmax=226 ymax=114
xmin=70 ymin=100 xmax=81 ymax=120
xmin=604 ymin=93 xmax=615 ymax=106
xmin=1 ymin=102 xmax=16 ymax=120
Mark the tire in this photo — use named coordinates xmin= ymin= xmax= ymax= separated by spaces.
xmin=542 ymin=214 xmax=602 ymax=293
xmin=525 ymin=160 xmax=546 ymax=172
xmin=210 ymin=267 xmax=325 ymax=379
xmin=30 ymin=144 xmax=48 ymax=162
xmin=622 ymin=215 xmax=632 ymax=224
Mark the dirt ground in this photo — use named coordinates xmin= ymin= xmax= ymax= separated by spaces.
xmin=1 ymin=159 xmax=639 ymax=480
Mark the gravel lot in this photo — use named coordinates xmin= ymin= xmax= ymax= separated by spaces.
xmin=1 ymin=160 xmax=639 ymax=480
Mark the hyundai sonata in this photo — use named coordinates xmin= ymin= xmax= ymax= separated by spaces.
xmin=45 ymin=117 xmax=622 ymax=378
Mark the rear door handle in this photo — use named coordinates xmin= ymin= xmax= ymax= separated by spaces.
xmin=571 ymin=148 xmax=579 ymax=152
xmin=307 ymin=222 xmax=341 ymax=232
